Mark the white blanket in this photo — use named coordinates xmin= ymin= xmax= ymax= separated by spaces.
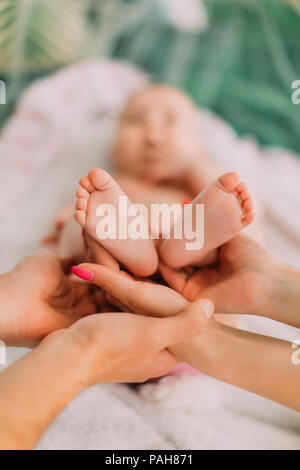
xmin=1 ymin=60 xmax=300 ymax=450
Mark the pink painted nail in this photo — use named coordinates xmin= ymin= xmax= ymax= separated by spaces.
xmin=71 ymin=266 xmax=94 ymax=281
xmin=182 ymin=199 xmax=192 ymax=206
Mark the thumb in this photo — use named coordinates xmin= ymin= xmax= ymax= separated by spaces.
xmin=154 ymin=298 xmax=214 ymax=350
xmin=183 ymin=298 xmax=214 ymax=320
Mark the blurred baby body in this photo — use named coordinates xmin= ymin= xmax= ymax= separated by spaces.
xmin=51 ymin=85 xmax=221 ymax=260
xmin=111 ymin=84 xmax=221 ymax=193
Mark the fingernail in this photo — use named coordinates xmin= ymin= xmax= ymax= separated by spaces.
xmin=201 ymin=300 xmax=214 ymax=319
xmin=182 ymin=199 xmax=192 ymax=206
xmin=71 ymin=266 xmax=94 ymax=281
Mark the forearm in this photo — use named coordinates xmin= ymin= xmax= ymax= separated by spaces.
xmin=0 ymin=272 xmax=15 ymax=345
xmin=0 ymin=330 xmax=91 ymax=449
xmin=170 ymin=321 xmax=300 ymax=411
xmin=263 ymin=257 xmax=300 ymax=327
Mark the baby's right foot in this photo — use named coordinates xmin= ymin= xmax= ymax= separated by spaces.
xmin=75 ymin=168 xmax=158 ymax=277
xmin=160 ymin=172 xmax=254 ymax=269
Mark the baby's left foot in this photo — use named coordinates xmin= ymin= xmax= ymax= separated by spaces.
xmin=160 ymin=172 xmax=254 ymax=268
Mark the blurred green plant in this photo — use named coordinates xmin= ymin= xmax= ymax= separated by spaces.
xmin=0 ymin=0 xmax=85 ymax=72
xmin=0 ymin=0 xmax=88 ymax=124
xmin=0 ymin=0 xmax=299 ymax=153
xmin=0 ymin=0 xmax=153 ymax=123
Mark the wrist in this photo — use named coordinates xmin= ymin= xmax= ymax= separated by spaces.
xmin=170 ymin=320 xmax=229 ymax=375
xmin=38 ymin=329 xmax=91 ymax=393
xmin=65 ymin=320 xmax=107 ymax=387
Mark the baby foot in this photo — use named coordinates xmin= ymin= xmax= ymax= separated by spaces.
xmin=75 ymin=168 xmax=158 ymax=277
xmin=160 ymin=172 xmax=254 ymax=268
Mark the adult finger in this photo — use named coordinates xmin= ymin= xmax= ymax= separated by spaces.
xmin=159 ymin=262 xmax=187 ymax=294
xmin=147 ymin=349 xmax=180 ymax=379
xmin=106 ymin=292 xmax=129 ymax=312
xmin=148 ymin=298 xmax=214 ymax=351
xmin=160 ymin=262 xmax=219 ymax=303
xmin=71 ymin=264 xmax=187 ymax=316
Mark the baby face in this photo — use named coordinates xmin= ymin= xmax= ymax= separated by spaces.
xmin=111 ymin=86 xmax=199 ymax=183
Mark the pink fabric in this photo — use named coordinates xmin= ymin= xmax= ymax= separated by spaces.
xmin=167 ymin=362 xmax=200 ymax=377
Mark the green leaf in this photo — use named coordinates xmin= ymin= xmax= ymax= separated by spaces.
xmin=0 ymin=0 xmax=86 ymax=72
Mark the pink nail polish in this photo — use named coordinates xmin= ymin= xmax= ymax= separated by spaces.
xmin=71 ymin=266 xmax=94 ymax=281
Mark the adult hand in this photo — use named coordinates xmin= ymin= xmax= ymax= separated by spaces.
xmin=71 ymin=262 xmax=214 ymax=325
xmin=0 ymin=250 xmax=98 ymax=346
xmin=159 ymin=233 xmax=273 ymax=316
xmin=64 ymin=299 xmax=212 ymax=385
xmin=64 ymin=243 xmax=300 ymax=417
xmin=0 ymin=294 xmax=211 ymax=451
xmin=72 ymin=233 xmax=300 ymax=327
xmin=158 ymin=233 xmax=300 ymax=328
xmin=71 ymin=262 xmax=188 ymax=317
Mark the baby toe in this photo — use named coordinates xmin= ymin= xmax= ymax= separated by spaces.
xmin=88 ymin=168 xmax=113 ymax=190
xmin=243 ymin=198 xmax=253 ymax=212
xmin=74 ymin=210 xmax=86 ymax=226
xmin=242 ymin=210 xmax=255 ymax=226
xmin=218 ymin=172 xmax=240 ymax=192
xmin=236 ymin=182 xmax=248 ymax=195
xmin=76 ymin=186 xmax=89 ymax=198
xmin=79 ymin=176 xmax=95 ymax=193
xmin=76 ymin=198 xmax=87 ymax=211
xmin=240 ymin=191 xmax=251 ymax=203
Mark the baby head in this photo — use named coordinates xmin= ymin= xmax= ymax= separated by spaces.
xmin=111 ymin=85 xmax=200 ymax=183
